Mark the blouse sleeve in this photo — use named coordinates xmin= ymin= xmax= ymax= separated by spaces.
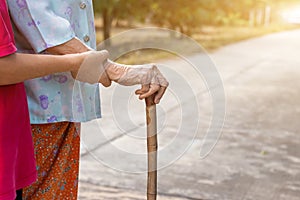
xmin=7 ymin=0 xmax=75 ymax=53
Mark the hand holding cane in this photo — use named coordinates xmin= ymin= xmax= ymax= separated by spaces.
xmin=104 ymin=60 xmax=168 ymax=200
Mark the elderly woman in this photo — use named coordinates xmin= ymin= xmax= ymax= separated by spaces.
xmin=8 ymin=0 xmax=168 ymax=199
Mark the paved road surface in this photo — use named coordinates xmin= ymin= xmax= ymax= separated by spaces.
xmin=78 ymin=29 xmax=300 ymax=200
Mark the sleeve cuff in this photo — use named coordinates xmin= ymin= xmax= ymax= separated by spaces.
xmin=0 ymin=42 xmax=17 ymax=57
xmin=34 ymin=32 xmax=76 ymax=53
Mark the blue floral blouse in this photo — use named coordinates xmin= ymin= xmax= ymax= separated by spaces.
xmin=8 ymin=0 xmax=101 ymax=124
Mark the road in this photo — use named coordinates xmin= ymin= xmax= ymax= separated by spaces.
xmin=78 ymin=29 xmax=300 ymax=200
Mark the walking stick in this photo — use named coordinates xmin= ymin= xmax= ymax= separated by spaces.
xmin=145 ymin=95 xmax=158 ymax=200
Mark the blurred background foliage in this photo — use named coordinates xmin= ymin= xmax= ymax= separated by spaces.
xmin=93 ymin=0 xmax=300 ymax=39
xmin=92 ymin=0 xmax=300 ymax=63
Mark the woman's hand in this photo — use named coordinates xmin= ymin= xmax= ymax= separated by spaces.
xmin=105 ymin=60 xmax=169 ymax=104
xmin=71 ymin=50 xmax=111 ymax=87
xmin=71 ymin=50 xmax=169 ymax=104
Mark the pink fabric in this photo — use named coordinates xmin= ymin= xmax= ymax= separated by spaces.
xmin=0 ymin=0 xmax=16 ymax=57
xmin=0 ymin=1 xmax=37 ymax=199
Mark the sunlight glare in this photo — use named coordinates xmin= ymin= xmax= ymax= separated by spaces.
xmin=281 ymin=6 xmax=300 ymax=24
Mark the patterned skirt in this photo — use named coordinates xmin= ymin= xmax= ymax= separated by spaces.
xmin=23 ymin=122 xmax=81 ymax=200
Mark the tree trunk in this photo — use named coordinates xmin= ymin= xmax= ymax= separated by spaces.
xmin=264 ymin=6 xmax=271 ymax=27
xmin=255 ymin=8 xmax=263 ymax=26
xmin=249 ymin=9 xmax=255 ymax=27
xmin=102 ymin=8 xmax=112 ymax=46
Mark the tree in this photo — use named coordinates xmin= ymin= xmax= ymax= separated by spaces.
xmin=93 ymin=0 xmax=151 ymax=41
xmin=93 ymin=0 xmax=119 ymax=41
xmin=150 ymin=0 xmax=205 ymax=36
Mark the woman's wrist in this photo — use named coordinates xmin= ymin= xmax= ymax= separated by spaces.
xmin=66 ymin=53 xmax=85 ymax=72
xmin=105 ymin=60 xmax=127 ymax=82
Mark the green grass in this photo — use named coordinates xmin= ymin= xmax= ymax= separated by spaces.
xmin=95 ymin=22 xmax=300 ymax=64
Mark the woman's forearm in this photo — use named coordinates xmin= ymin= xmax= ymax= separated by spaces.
xmin=0 ymin=53 xmax=82 ymax=85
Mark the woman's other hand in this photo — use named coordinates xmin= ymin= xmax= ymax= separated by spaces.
xmin=105 ymin=61 xmax=169 ymax=104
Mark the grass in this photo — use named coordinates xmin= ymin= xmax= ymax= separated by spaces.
xmin=194 ymin=24 xmax=300 ymax=50
xmin=95 ymin=20 xmax=300 ymax=64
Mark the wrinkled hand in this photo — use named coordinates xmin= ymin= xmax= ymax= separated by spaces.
xmin=71 ymin=50 xmax=111 ymax=87
xmin=105 ymin=60 xmax=169 ymax=104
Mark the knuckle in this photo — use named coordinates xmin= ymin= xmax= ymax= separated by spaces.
xmin=164 ymin=81 xmax=169 ymax=87
xmin=100 ymin=50 xmax=109 ymax=57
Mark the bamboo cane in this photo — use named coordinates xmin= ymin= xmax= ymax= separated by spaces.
xmin=145 ymin=95 xmax=158 ymax=200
